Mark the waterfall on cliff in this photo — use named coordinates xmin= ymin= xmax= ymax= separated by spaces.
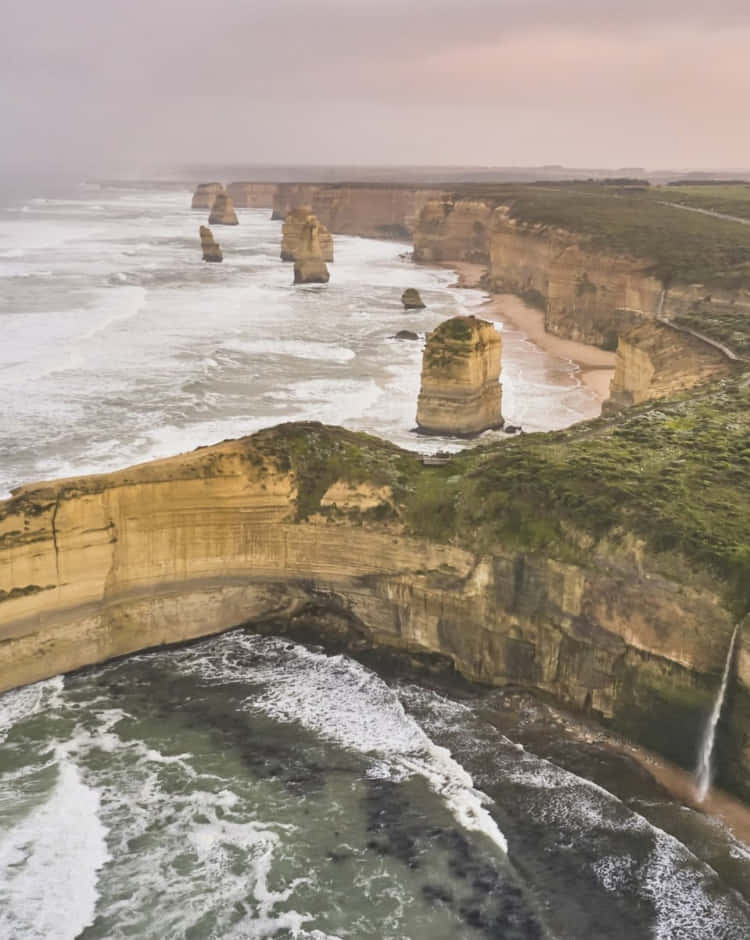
xmin=695 ymin=624 xmax=740 ymax=802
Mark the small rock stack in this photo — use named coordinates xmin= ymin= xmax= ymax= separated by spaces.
xmin=199 ymin=226 xmax=222 ymax=263
xmin=281 ymin=208 xmax=334 ymax=262
xmin=191 ymin=182 xmax=225 ymax=210
xmin=208 ymin=192 xmax=239 ymax=225
xmin=401 ymin=288 xmax=426 ymax=309
xmin=293 ymin=217 xmax=330 ymax=284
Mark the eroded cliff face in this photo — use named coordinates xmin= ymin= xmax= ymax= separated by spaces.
xmin=607 ymin=322 xmax=735 ymax=410
xmin=226 ymin=182 xmax=278 ymax=208
xmin=191 ymin=182 xmax=224 ymax=210
xmin=416 ymin=316 xmax=503 ymax=435
xmin=1 ymin=425 xmax=747 ymax=795
xmin=272 ymin=185 xmax=443 ymax=239
xmin=413 ymin=200 xmax=492 ymax=264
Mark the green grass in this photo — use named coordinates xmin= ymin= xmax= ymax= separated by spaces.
xmin=254 ymin=376 xmax=750 ymax=617
xmin=658 ymin=184 xmax=750 ymax=222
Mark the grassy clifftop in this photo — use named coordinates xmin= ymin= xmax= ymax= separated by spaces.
xmin=258 ymin=375 xmax=750 ymax=617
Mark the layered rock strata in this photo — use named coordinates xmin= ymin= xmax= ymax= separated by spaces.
xmin=281 ymin=208 xmax=334 ymax=263
xmin=208 ymin=192 xmax=239 ymax=226
xmin=199 ymin=226 xmax=222 ymax=263
xmin=1 ymin=422 xmax=748 ymax=797
xmin=293 ymin=217 xmax=330 ymax=284
xmin=401 ymin=288 xmax=425 ymax=309
xmin=226 ymin=182 xmax=277 ymax=208
xmin=606 ymin=321 xmax=736 ymax=410
xmin=416 ymin=316 xmax=503 ymax=435
xmin=414 ymin=199 xmax=493 ymax=264
xmin=191 ymin=182 xmax=225 ymax=210
xmin=272 ymin=184 xmax=443 ymax=239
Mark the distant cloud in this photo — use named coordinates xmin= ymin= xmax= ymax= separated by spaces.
xmin=2 ymin=0 xmax=749 ymax=173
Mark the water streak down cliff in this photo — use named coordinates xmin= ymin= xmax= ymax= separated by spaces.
xmin=1 ymin=422 xmax=749 ymax=798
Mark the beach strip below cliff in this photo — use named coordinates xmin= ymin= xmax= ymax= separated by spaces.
xmin=444 ymin=261 xmax=616 ymax=401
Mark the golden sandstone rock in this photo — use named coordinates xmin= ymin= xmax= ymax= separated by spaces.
xmin=199 ymin=226 xmax=222 ymax=263
xmin=281 ymin=208 xmax=334 ymax=262
xmin=416 ymin=315 xmax=502 ymax=435
xmin=191 ymin=182 xmax=225 ymax=210
xmin=293 ymin=216 xmax=330 ymax=284
xmin=208 ymin=192 xmax=239 ymax=226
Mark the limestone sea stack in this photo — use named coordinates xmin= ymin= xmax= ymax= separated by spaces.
xmin=208 ymin=192 xmax=239 ymax=226
xmin=199 ymin=226 xmax=222 ymax=263
xmin=281 ymin=207 xmax=334 ymax=262
xmin=401 ymin=288 xmax=426 ymax=309
xmin=191 ymin=182 xmax=224 ymax=210
xmin=293 ymin=217 xmax=330 ymax=284
xmin=416 ymin=315 xmax=503 ymax=436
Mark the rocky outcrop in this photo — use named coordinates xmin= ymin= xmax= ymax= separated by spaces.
xmin=394 ymin=330 xmax=419 ymax=341
xmin=416 ymin=316 xmax=503 ymax=435
xmin=281 ymin=208 xmax=334 ymax=263
xmin=191 ymin=183 xmax=225 ymax=210
xmin=208 ymin=192 xmax=239 ymax=226
xmin=199 ymin=226 xmax=222 ymax=263
xmin=605 ymin=321 xmax=736 ymax=410
xmin=272 ymin=184 xmax=443 ymax=239
xmin=414 ymin=199 xmax=493 ymax=264
xmin=1 ymin=422 xmax=748 ymax=797
xmin=401 ymin=288 xmax=425 ymax=309
xmin=293 ymin=217 xmax=330 ymax=284
xmin=226 ymin=182 xmax=277 ymax=208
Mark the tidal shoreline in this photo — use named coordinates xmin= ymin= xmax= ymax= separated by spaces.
xmin=442 ymin=261 xmax=616 ymax=402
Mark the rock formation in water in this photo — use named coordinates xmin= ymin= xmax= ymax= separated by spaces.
xmin=293 ymin=217 xmax=330 ymax=284
xmin=281 ymin=208 xmax=334 ymax=262
xmin=394 ymin=330 xmax=419 ymax=341
xmin=199 ymin=226 xmax=222 ymax=263
xmin=191 ymin=182 xmax=225 ymax=210
xmin=401 ymin=288 xmax=425 ymax=309
xmin=208 ymin=192 xmax=239 ymax=226
xmin=416 ymin=315 xmax=503 ymax=435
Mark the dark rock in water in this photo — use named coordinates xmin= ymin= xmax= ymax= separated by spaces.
xmin=394 ymin=330 xmax=419 ymax=341
xmin=208 ymin=192 xmax=239 ymax=225
xmin=402 ymin=287 xmax=426 ymax=309
xmin=199 ymin=226 xmax=222 ymax=263
xmin=503 ymin=424 xmax=522 ymax=434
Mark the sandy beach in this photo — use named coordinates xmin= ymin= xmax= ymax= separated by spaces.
xmin=446 ymin=262 xmax=616 ymax=401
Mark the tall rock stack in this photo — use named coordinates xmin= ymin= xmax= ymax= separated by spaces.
xmin=293 ymin=217 xmax=330 ymax=284
xmin=281 ymin=208 xmax=334 ymax=262
xmin=199 ymin=226 xmax=222 ymax=262
xmin=208 ymin=192 xmax=239 ymax=225
xmin=416 ymin=316 xmax=503 ymax=435
xmin=191 ymin=182 xmax=225 ymax=209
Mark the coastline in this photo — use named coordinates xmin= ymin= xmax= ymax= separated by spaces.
xmin=444 ymin=261 xmax=616 ymax=401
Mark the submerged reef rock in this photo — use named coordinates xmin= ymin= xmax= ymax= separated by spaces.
xmin=208 ymin=192 xmax=239 ymax=226
xmin=293 ymin=217 xmax=330 ymax=284
xmin=416 ymin=315 xmax=502 ymax=435
xmin=199 ymin=226 xmax=222 ymax=263
xmin=191 ymin=182 xmax=225 ymax=210
xmin=394 ymin=330 xmax=419 ymax=341
xmin=281 ymin=208 xmax=334 ymax=262
xmin=401 ymin=288 xmax=426 ymax=309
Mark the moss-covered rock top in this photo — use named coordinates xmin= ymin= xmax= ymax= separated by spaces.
xmin=253 ymin=375 xmax=750 ymax=617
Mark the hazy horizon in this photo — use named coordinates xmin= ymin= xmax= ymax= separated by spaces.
xmin=2 ymin=1 xmax=749 ymax=177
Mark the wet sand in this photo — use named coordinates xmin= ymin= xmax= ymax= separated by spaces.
xmin=445 ymin=262 xmax=616 ymax=401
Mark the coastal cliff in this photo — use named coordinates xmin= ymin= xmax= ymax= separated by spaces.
xmin=2 ymin=381 xmax=749 ymax=797
xmin=272 ymin=184 xmax=443 ymax=239
xmin=416 ymin=316 xmax=502 ymax=435
xmin=191 ymin=183 xmax=224 ymax=210
xmin=226 ymin=182 xmax=277 ymax=208
xmin=413 ymin=199 xmax=493 ymax=264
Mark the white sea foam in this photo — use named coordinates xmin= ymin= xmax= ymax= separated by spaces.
xmin=176 ymin=635 xmax=508 ymax=854
xmin=0 ymin=675 xmax=64 ymax=743
xmin=227 ymin=338 xmax=356 ymax=363
xmin=0 ymin=758 xmax=109 ymax=940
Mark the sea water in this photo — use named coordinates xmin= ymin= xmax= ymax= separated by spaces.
xmin=0 ymin=183 xmax=599 ymax=497
xmin=1 ymin=184 xmax=749 ymax=938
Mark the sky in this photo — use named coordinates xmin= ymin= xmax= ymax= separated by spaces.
xmin=2 ymin=0 xmax=750 ymax=175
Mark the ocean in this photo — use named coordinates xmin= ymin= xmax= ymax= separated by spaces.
xmin=0 ymin=183 xmax=748 ymax=939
